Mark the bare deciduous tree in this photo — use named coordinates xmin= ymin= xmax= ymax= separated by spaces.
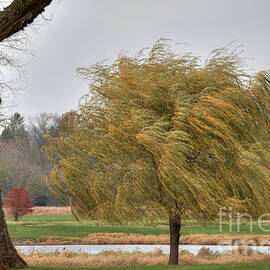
xmin=0 ymin=1 xmax=53 ymax=268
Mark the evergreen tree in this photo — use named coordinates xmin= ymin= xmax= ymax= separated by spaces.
xmin=1 ymin=112 xmax=27 ymax=142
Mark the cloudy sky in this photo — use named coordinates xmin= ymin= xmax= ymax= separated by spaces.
xmin=9 ymin=0 xmax=270 ymax=117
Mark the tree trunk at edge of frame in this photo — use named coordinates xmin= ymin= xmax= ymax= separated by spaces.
xmin=0 ymin=189 xmax=27 ymax=269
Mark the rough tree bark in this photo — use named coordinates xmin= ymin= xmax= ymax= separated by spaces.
xmin=0 ymin=0 xmax=53 ymax=43
xmin=0 ymin=1 xmax=53 ymax=268
xmin=168 ymin=215 xmax=181 ymax=265
xmin=0 ymin=189 xmax=27 ymax=269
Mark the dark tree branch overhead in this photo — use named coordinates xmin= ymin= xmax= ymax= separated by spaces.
xmin=0 ymin=0 xmax=53 ymax=42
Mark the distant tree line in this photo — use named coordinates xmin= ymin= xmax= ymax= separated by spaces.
xmin=0 ymin=111 xmax=68 ymax=206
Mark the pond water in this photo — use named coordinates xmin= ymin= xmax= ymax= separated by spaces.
xmin=15 ymin=244 xmax=270 ymax=255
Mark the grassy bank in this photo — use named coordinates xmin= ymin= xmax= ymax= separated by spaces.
xmin=19 ymin=247 xmax=270 ymax=265
xmin=15 ymin=261 xmax=270 ymax=270
xmin=6 ymin=214 xmax=270 ymax=241
xmin=7 ymin=215 xmax=169 ymax=239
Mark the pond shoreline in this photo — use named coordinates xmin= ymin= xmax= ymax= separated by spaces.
xmin=15 ymin=244 xmax=270 ymax=255
xmin=12 ymin=233 xmax=270 ymax=246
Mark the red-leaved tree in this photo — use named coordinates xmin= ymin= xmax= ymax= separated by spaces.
xmin=3 ymin=187 xmax=33 ymax=221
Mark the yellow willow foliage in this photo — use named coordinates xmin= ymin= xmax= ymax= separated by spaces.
xmin=45 ymin=40 xmax=270 ymax=223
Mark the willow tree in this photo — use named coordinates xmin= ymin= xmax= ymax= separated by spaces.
xmin=46 ymin=40 xmax=270 ymax=265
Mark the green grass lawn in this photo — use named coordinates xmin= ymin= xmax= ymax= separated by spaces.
xmin=6 ymin=214 xmax=270 ymax=239
xmin=7 ymin=215 xmax=169 ymax=239
xmin=16 ymin=262 xmax=270 ymax=270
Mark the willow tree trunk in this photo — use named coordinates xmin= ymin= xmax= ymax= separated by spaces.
xmin=0 ymin=190 xmax=26 ymax=269
xmin=168 ymin=215 xmax=181 ymax=265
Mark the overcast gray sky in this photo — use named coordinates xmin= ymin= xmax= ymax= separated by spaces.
xmin=11 ymin=0 xmax=270 ymax=117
